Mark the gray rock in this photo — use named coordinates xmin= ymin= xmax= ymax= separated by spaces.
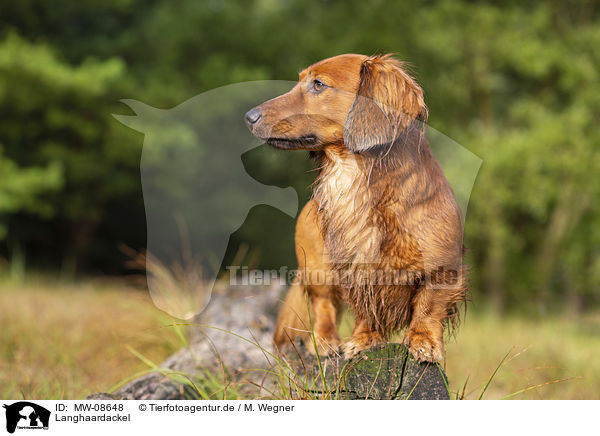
xmin=88 ymin=284 xmax=283 ymax=400
xmin=280 ymin=343 xmax=449 ymax=400
xmin=337 ymin=344 xmax=449 ymax=400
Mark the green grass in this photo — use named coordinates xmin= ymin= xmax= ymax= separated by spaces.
xmin=0 ymin=278 xmax=183 ymax=399
xmin=336 ymin=308 xmax=599 ymax=400
xmin=442 ymin=310 xmax=600 ymax=399
xmin=1 ymin=279 xmax=598 ymax=399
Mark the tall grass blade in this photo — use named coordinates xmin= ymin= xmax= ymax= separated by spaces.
xmin=478 ymin=348 xmax=513 ymax=400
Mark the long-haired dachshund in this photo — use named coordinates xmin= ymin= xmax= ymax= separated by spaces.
xmin=245 ymin=54 xmax=466 ymax=362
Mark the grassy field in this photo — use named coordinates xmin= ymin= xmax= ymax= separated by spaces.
xmin=1 ymin=279 xmax=599 ymax=399
xmin=0 ymin=279 xmax=184 ymax=399
xmin=443 ymin=311 xmax=600 ymax=399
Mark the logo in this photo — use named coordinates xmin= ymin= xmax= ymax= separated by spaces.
xmin=114 ymin=83 xmax=480 ymax=320
xmin=3 ymin=402 xmax=50 ymax=434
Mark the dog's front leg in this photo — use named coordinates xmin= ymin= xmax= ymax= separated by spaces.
xmin=304 ymin=287 xmax=342 ymax=356
xmin=403 ymin=287 xmax=446 ymax=362
xmin=342 ymin=317 xmax=384 ymax=359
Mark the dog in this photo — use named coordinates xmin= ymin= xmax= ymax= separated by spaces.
xmin=245 ymin=54 xmax=466 ymax=362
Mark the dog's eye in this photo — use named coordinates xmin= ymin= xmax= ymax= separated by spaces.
xmin=312 ymin=79 xmax=326 ymax=93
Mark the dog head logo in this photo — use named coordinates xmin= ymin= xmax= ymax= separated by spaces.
xmin=114 ymin=79 xmax=480 ymax=319
xmin=3 ymin=402 xmax=50 ymax=434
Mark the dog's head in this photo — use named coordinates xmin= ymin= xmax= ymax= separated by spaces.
xmin=245 ymin=53 xmax=427 ymax=153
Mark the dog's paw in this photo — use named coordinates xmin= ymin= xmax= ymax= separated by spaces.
xmin=341 ymin=340 xmax=362 ymax=359
xmin=342 ymin=332 xmax=384 ymax=359
xmin=403 ymin=329 xmax=443 ymax=363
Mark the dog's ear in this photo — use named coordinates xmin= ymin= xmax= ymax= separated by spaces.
xmin=344 ymin=54 xmax=428 ymax=153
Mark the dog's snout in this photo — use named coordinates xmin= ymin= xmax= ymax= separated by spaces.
xmin=245 ymin=108 xmax=262 ymax=127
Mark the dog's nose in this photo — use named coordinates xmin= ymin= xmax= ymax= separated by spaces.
xmin=245 ymin=108 xmax=262 ymax=127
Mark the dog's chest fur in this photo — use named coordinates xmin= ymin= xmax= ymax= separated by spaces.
xmin=312 ymin=147 xmax=428 ymax=273
xmin=313 ymin=149 xmax=382 ymax=267
xmin=309 ymin=143 xmax=463 ymax=334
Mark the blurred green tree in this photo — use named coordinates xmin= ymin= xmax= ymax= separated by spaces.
xmin=0 ymin=33 xmax=140 ymax=272
xmin=0 ymin=0 xmax=598 ymax=312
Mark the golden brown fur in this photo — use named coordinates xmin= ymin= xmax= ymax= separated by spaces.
xmin=246 ymin=54 xmax=467 ymax=362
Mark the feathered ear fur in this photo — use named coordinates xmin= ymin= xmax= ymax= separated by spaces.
xmin=343 ymin=54 xmax=428 ymax=153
